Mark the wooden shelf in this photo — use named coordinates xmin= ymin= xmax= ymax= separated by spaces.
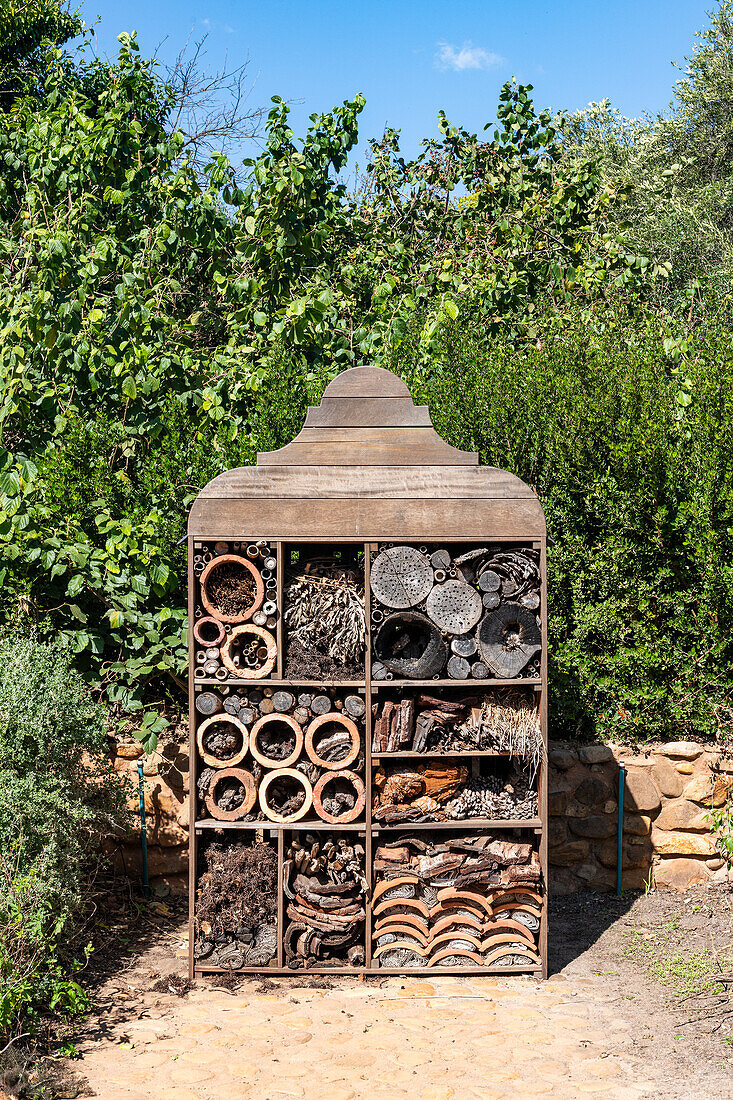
xmin=195 ymin=819 xmax=367 ymax=832
xmin=371 ymin=678 xmax=542 ymax=689
xmin=195 ymin=963 xmax=542 ymax=976
xmin=373 ymin=818 xmax=542 ymax=831
xmin=372 ymin=750 xmax=511 ymax=759
xmin=194 ymin=678 xmax=366 ymax=688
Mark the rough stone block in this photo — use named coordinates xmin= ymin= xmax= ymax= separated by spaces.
xmin=653 ymin=799 xmax=709 ymax=832
xmin=575 ymin=861 xmax=616 ymax=888
xmin=548 ymin=790 xmax=568 ymax=815
xmin=657 ymin=741 xmax=703 ymax=760
xmin=574 ymin=776 xmax=614 ymax=807
xmin=623 ymin=813 xmax=651 ymax=836
xmin=651 ymin=827 xmax=716 ymax=857
xmin=549 ymin=748 xmax=576 ymax=770
xmin=623 ymin=768 xmax=661 ymax=813
xmin=548 ymin=819 xmax=567 ymax=847
xmin=568 ymin=814 xmax=616 ymax=839
xmin=597 ymin=839 xmax=650 ymax=870
xmin=548 ymin=868 xmax=582 ymax=894
xmin=577 ymin=745 xmax=614 ymax=765
xmin=676 ymin=763 xmax=694 ymax=774
xmin=549 ymin=840 xmax=589 ymax=866
xmin=651 ymin=758 xmax=683 ymax=798
xmin=116 ymin=741 xmax=144 ymax=759
xmin=621 ymin=866 xmax=653 ymax=890
xmin=683 ymin=774 xmax=732 ymax=807
xmin=654 ymin=856 xmax=711 ymax=890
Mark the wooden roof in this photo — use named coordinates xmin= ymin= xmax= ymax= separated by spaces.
xmin=189 ymin=365 xmax=545 ymax=539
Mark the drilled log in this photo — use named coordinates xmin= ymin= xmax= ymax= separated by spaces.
xmin=343 ymin=694 xmax=366 ymax=718
xmin=194 ymin=691 xmax=222 ymax=717
xmin=273 ymin=691 xmax=296 ymax=712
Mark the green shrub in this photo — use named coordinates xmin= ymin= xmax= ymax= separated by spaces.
xmin=394 ymin=303 xmax=733 ymax=744
xmin=0 ymin=636 xmax=128 ymax=1039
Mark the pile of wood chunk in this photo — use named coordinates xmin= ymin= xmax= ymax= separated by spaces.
xmin=372 ymin=760 xmax=537 ymax=823
xmin=371 ymin=690 xmax=541 ymax=762
xmin=373 ymin=834 xmax=541 ymax=968
xmin=283 ymin=834 xmax=367 ymax=968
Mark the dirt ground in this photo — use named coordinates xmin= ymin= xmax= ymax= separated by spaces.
xmin=10 ymin=884 xmax=733 ymax=1100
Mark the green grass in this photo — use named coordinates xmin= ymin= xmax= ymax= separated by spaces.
xmin=623 ymin=919 xmax=732 ymax=997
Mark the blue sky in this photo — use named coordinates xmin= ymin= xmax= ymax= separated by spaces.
xmin=79 ymin=0 xmax=711 ymax=167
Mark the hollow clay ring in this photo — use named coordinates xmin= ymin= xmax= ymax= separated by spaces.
xmin=249 ymin=712 xmax=304 ymax=769
xmin=205 ymin=767 xmax=256 ymax=821
xmin=200 ymin=554 xmax=265 ymax=623
xmin=259 ymin=768 xmax=313 ymax=823
xmin=305 ymin=712 xmax=360 ymax=770
xmin=193 ymin=616 xmax=226 ymax=647
xmin=196 ymin=713 xmax=249 ymax=768
xmin=312 ymin=769 xmax=366 ymax=824
xmin=220 ymin=625 xmax=277 ymax=678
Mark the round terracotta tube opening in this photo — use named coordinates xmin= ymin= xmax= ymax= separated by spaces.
xmin=200 ymin=554 xmax=264 ymax=623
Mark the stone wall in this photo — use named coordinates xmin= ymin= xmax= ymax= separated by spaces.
xmin=549 ymin=741 xmax=732 ymax=892
xmin=111 ymin=730 xmax=732 ymax=894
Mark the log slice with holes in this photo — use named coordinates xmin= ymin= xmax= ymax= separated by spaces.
xmin=370 ymin=545 xmax=434 ymax=609
xmin=476 ymin=602 xmax=542 ymax=678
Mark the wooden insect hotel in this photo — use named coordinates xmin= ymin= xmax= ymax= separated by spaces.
xmin=187 ymin=365 xmax=548 ymax=977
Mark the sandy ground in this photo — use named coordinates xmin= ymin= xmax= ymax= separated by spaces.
xmin=65 ymin=885 xmax=733 ymax=1100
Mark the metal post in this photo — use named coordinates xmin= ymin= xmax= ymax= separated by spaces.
xmin=616 ymin=763 xmax=625 ymax=896
xmin=138 ymin=759 xmax=150 ymax=898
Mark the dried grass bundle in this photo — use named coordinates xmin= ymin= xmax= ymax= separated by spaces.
xmin=285 ymin=562 xmax=366 ymax=665
xmin=459 ymin=690 xmax=544 ymax=781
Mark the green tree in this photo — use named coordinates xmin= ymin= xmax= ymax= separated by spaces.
xmin=0 ymin=0 xmax=81 ymax=108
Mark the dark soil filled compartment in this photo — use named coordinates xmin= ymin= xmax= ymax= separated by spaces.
xmin=194 ymin=833 xmax=279 ymax=969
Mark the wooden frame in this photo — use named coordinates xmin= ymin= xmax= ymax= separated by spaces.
xmin=188 ymin=366 xmax=548 ymax=979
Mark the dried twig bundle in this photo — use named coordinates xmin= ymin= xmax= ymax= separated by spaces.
xmin=285 ymin=561 xmax=366 ymax=665
xmin=459 ymin=691 xmax=544 ymax=781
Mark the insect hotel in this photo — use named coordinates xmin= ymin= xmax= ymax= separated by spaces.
xmin=187 ymin=365 xmax=549 ymax=977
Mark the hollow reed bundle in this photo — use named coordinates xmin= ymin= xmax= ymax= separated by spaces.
xmin=458 ymin=690 xmax=544 ymax=781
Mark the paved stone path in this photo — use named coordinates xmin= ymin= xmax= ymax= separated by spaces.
xmin=77 ymin=969 xmax=668 ymax=1100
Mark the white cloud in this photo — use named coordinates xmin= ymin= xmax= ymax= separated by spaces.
xmin=435 ymin=41 xmax=504 ymax=72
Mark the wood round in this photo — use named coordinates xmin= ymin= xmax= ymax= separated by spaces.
xmin=258 ymin=768 xmax=313 ymax=823
xmin=192 ymin=616 xmax=226 ymax=647
xmin=220 ymin=625 xmax=277 ymax=678
xmin=305 ymin=712 xmax=360 ymax=770
xmin=200 ymin=554 xmax=265 ymax=623
xmin=250 ymin=712 xmax=304 ymax=769
xmin=312 ymin=769 xmax=366 ymax=824
xmin=196 ymin=713 xmax=249 ymax=768
xmin=205 ymin=767 xmax=256 ymax=821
